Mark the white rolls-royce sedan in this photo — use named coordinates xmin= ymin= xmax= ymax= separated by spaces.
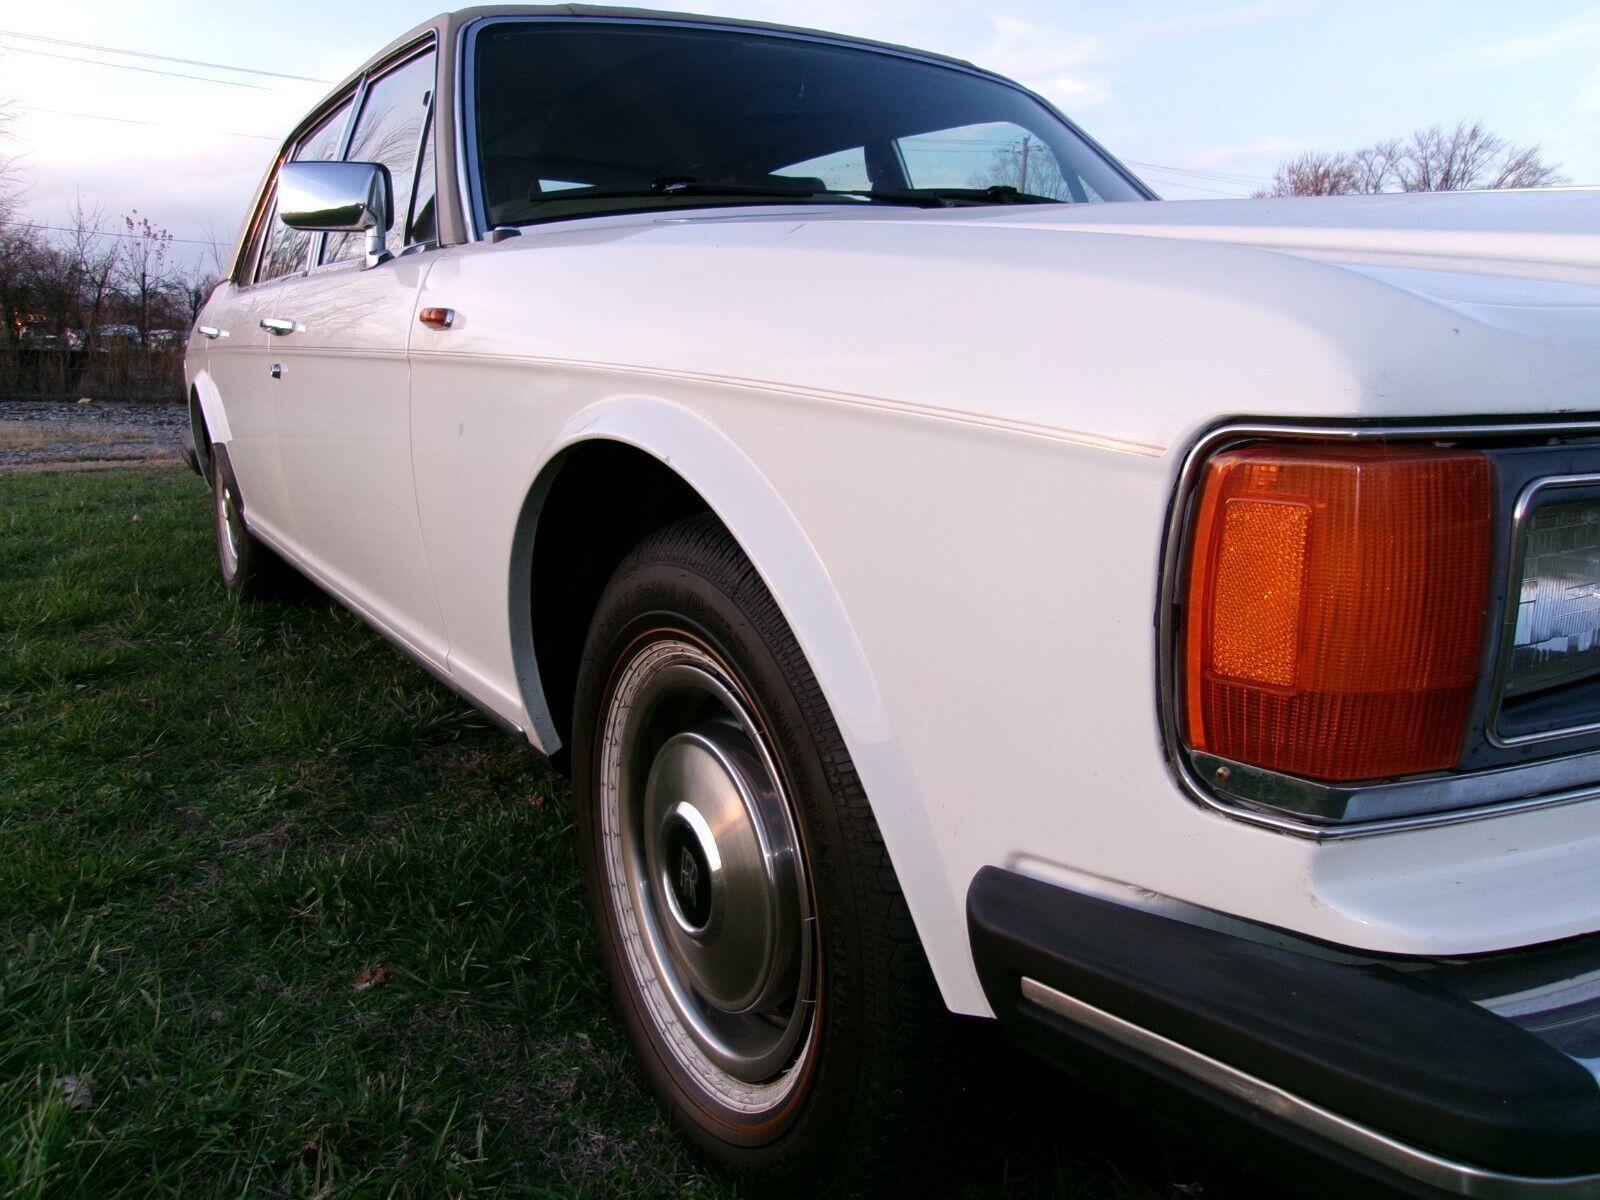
xmin=185 ymin=6 xmax=1600 ymax=1197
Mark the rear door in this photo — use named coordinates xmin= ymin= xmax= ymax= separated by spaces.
xmin=262 ymin=43 xmax=448 ymax=659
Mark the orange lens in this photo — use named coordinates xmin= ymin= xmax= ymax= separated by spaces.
xmin=1182 ymin=442 xmax=1491 ymax=782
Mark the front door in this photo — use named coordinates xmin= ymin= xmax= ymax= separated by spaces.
xmin=265 ymin=43 xmax=446 ymax=659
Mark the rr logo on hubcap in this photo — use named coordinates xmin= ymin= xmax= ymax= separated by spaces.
xmin=666 ymin=818 xmax=714 ymax=930
xmin=679 ymin=846 xmax=700 ymax=909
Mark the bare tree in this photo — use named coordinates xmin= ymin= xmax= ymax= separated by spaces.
xmin=1348 ymin=139 xmax=1404 ymax=194
xmin=1259 ymin=121 xmax=1566 ymax=197
xmin=0 ymin=220 xmax=42 ymax=351
xmin=172 ymin=259 xmax=220 ymax=326
xmin=118 ymin=211 xmax=175 ymax=345
xmin=63 ymin=199 xmax=119 ymax=347
xmin=1260 ymin=149 xmax=1362 ymax=197
xmin=0 ymin=100 xmax=20 ymax=231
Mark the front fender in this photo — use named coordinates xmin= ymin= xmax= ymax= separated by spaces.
xmin=513 ymin=395 xmax=983 ymax=1012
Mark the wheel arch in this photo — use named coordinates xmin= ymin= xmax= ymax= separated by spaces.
xmin=189 ymin=369 xmax=232 ymax=480
xmin=513 ymin=397 xmax=982 ymax=1012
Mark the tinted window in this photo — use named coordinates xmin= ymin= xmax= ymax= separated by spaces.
xmin=774 ymin=146 xmax=870 ymax=191
xmin=326 ymin=49 xmax=435 ymax=263
xmin=470 ymin=23 xmax=1142 ymax=227
xmin=258 ymin=97 xmax=353 ymax=282
xmin=408 ymin=108 xmax=437 ymax=245
xmin=900 ymin=123 xmax=1093 ymax=200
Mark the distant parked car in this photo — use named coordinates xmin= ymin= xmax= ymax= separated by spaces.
xmin=97 ymin=324 xmax=141 ymax=349
xmin=19 ymin=325 xmax=63 ymax=352
xmin=147 ymin=329 xmax=183 ymax=348
xmin=187 ymin=7 xmax=1600 ymax=1199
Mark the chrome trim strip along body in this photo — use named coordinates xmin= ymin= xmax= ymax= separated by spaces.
xmin=1019 ymin=977 xmax=1600 ymax=1199
xmin=1158 ymin=418 xmax=1600 ymax=840
xmin=1488 ymin=474 xmax=1600 ymax=749
xmin=451 ymin=13 xmax=1156 ymax=243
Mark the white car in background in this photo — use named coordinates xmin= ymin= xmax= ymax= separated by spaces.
xmin=186 ymin=7 xmax=1600 ymax=1197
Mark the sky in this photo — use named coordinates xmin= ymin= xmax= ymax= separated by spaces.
xmin=2 ymin=0 xmax=1596 ymax=267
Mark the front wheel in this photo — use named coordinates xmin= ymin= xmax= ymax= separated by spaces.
xmin=572 ymin=515 xmax=950 ymax=1197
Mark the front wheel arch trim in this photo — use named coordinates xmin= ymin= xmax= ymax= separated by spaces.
xmin=510 ymin=396 xmax=984 ymax=1014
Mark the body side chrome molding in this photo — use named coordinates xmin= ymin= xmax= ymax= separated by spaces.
xmin=1021 ymin=976 xmax=1600 ymax=1199
xmin=1158 ymin=417 xmax=1600 ymax=841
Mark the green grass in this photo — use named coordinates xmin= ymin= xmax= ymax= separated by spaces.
xmin=0 ymin=465 xmax=1257 ymax=1199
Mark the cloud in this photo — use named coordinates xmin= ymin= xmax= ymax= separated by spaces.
xmin=974 ymin=16 xmax=1111 ymax=109
xmin=1475 ymin=6 xmax=1600 ymax=64
xmin=1182 ymin=137 xmax=1302 ymax=172
xmin=1126 ymin=3 xmax=1304 ymax=41
xmin=1465 ymin=7 xmax=1600 ymax=127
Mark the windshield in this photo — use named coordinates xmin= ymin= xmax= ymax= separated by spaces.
xmin=468 ymin=21 xmax=1148 ymax=228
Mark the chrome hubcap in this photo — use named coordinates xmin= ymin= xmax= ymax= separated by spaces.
xmin=217 ymin=482 xmax=240 ymax=576
xmin=600 ymin=638 xmax=814 ymax=1110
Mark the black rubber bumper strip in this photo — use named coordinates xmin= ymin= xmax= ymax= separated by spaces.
xmin=968 ymin=866 xmax=1600 ymax=1180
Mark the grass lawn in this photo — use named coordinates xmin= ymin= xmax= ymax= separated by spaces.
xmin=0 ymin=464 xmax=1258 ymax=1199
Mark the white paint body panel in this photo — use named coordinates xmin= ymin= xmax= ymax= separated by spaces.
xmin=194 ymin=183 xmax=1600 ymax=1018
xmin=263 ymin=256 xmax=448 ymax=662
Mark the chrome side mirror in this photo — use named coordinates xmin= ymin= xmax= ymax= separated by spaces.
xmin=278 ymin=160 xmax=392 ymax=268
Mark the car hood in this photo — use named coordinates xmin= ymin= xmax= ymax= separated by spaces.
xmin=446 ymin=187 xmax=1600 ymax=454
xmin=969 ymin=189 xmax=1600 ymax=273
xmin=966 ymin=188 xmax=1600 ymax=340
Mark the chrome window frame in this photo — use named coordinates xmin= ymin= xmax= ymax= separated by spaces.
xmin=245 ymin=89 xmax=362 ymax=288
xmin=1488 ymin=473 xmax=1600 ymax=749
xmin=450 ymin=13 xmax=1155 ymax=243
xmin=1159 ymin=418 xmax=1600 ymax=841
xmin=402 ymin=89 xmax=438 ymax=250
xmin=316 ymin=36 xmax=438 ymax=269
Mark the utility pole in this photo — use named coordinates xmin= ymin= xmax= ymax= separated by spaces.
xmin=1016 ymin=136 xmax=1032 ymax=192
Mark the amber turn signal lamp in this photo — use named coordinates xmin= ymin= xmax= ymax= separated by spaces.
xmin=1182 ymin=442 xmax=1491 ymax=782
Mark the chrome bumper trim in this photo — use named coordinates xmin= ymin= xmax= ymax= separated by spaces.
xmin=1020 ymin=976 xmax=1600 ymax=1198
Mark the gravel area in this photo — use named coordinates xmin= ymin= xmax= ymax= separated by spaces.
xmin=0 ymin=399 xmax=188 ymax=469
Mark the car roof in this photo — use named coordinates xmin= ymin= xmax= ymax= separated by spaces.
xmin=229 ymin=6 xmax=996 ymax=275
xmin=342 ymin=5 xmax=978 ymax=99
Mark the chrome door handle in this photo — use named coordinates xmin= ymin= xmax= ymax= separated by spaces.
xmin=261 ymin=317 xmax=299 ymax=335
xmin=198 ymin=325 xmax=227 ymax=340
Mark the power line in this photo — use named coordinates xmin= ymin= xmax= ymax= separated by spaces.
xmin=1135 ymin=175 xmax=1251 ymax=198
xmin=0 ymin=28 xmax=332 ymax=83
xmin=27 ymin=222 xmax=228 ymax=248
xmin=1126 ymin=159 xmax=1269 ymax=187
xmin=18 ymin=104 xmax=279 ymax=141
xmin=0 ymin=42 xmax=271 ymax=89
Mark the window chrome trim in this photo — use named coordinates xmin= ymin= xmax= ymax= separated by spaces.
xmin=245 ymin=87 xmax=362 ymax=288
xmin=1159 ymin=418 xmax=1600 ymax=841
xmin=1488 ymin=473 xmax=1600 ymax=749
xmin=1020 ymin=977 xmax=1600 ymax=1199
xmin=316 ymin=35 xmax=437 ymax=268
xmin=451 ymin=13 xmax=1155 ymax=243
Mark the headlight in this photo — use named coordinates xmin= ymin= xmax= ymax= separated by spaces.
xmin=1505 ymin=499 xmax=1600 ymax=699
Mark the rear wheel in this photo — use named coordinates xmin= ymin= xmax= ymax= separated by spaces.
xmin=210 ymin=452 xmax=287 ymax=599
xmin=572 ymin=514 xmax=950 ymax=1196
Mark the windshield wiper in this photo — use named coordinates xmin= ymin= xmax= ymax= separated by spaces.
xmin=525 ymin=177 xmax=953 ymax=209
xmin=522 ymin=177 xmax=1064 ymax=211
